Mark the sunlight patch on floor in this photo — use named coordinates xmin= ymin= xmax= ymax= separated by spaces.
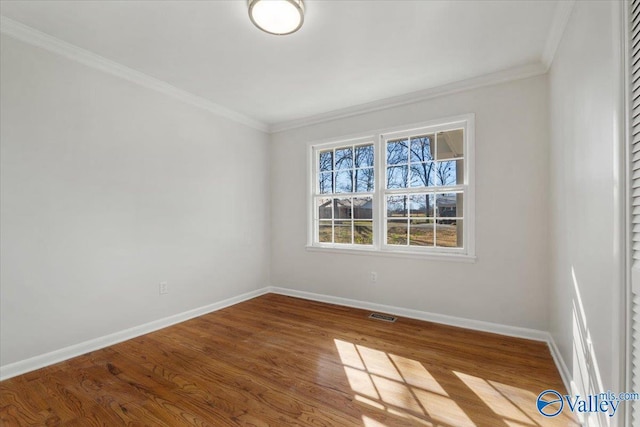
xmin=361 ymin=415 xmax=388 ymax=427
xmin=334 ymin=338 xmax=575 ymax=427
xmin=454 ymin=371 xmax=535 ymax=425
xmin=389 ymin=353 xmax=448 ymax=395
xmin=413 ymin=387 xmax=475 ymax=427
xmin=335 ymin=338 xmax=472 ymax=426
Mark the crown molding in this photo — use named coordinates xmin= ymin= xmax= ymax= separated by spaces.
xmin=0 ymin=16 xmax=269 ymax=133
xmin=541 ymin=0 xmax=576 ymax=70
xmin=269 ymin=62 xmax=547 ymax=133
xmin=1 ymin=4 xmax=572 ymax=137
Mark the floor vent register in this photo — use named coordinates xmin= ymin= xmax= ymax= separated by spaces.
xmin=368 ymin=313 xmax=397 ymax=323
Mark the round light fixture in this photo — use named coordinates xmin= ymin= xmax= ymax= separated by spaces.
xmin=248 ymin=0 xmax=304 ymax=35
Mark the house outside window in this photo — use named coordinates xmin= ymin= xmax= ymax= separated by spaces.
xmin=308 ymin=114 xmax=475 ymax=261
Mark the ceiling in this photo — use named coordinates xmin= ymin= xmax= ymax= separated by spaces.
xmin=0 ymin=0 xmax=563 ymax=130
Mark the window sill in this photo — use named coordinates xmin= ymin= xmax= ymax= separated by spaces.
xmin=305 ymin=245 xmax=477 ymax=263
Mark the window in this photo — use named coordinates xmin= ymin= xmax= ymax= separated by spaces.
xmin=309 ymin=115 xmax=474 ymax=260
xmin=315 ymin=140 xmax=375 ymax=245
xmin=384 ymin=129 xmax=464 ymax=249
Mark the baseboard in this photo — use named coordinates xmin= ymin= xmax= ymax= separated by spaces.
xmin=267 ymin=286 xmax=549 ymax=342
xmin=269 ymin=286 xmax=576 ymax=396
xmin=269 ymin=286 xmax=579 ymax=396
xmin=0 ymin=287 xmax=271 ymax=381
xmin=546 ymin=333 xmax=574 ymax=395
xmin=2 ymin=284 xmax=575 ymax=398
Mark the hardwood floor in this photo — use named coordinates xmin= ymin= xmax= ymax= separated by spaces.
xmin=1 ymin=293 xmax=577 ymax=426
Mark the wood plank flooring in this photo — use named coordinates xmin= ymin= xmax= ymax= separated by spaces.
xmin=1 ymin=293 xmax=577 ymax=426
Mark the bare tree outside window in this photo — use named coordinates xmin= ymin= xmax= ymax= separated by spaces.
xmin=383 ymin=129 xmax=465 ymax=248
xmin=355 ymin=144 xmax=374 ymax=192
xmin=315 ymin=142 xmax=375 ymax=245
xmin=409 ymin=135 xmax=435 ymax=187
xmin=311 ymin=120 xmax=472 ymax=255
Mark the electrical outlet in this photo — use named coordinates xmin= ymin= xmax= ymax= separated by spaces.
xmin=159 ymin=281 xmax=168 ymax=295
xmin=370 ymin=272 xmax=378 ymax=284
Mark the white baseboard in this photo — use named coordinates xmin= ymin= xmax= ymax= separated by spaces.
xmin=0 ymin=287 xmax=270 ymax=381
xmin=2 ymin=284 xmax=574 ymax=398
xmin=268 ymin=286 xmax=574 ymax=395
xmin=268 ymin=286 xmax=549 ymax=341
xmin=546 ymin=333 xmax=574 ymax=395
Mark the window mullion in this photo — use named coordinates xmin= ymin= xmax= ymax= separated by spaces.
xmin=376 ymin=135 xmax=385 ymax=248
xmin=311 ymin=116 xmax=472 ymax=256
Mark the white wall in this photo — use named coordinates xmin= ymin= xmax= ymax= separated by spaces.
xmin=270 ymin=75 xmax=550 ymax=331
xmin=2 ymin=3 xmax=625 ymax=405
xmin=548 ymin=1 xmax=623 ymax=425
xmin=0 ymin=35 xmax=270 ymax=367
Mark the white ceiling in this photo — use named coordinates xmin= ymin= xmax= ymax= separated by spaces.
xmin=0 ymin=0 xmax=562 ymax=129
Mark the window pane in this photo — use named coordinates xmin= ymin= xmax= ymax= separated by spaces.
xmin=410 ymin=135 xmax=434 ymax=163
xmin=335 ymin=220 xmax=352 ymax=244
xmin=335 ymin=170 xmax=353 ymax=193
xmin=319 ymin=221 xmax=332 ymax=243
xmin=387 ymin=165 xmax=408 ymax=189
xmin=410 ymin=219 xmax=434 ymax=246
xmin=436 ymin=219 xmax=463 ymax=247
xmin=435 ymin=160 xmax=463 ymax=186
xmin=436 ymin=129 xmax=464 ymax=160
xmin=354 ymin=220 xmax=373 ymax=245
xmin=387 ymin=219 xmax=408 ymax=245
xmin=334 ymin=198 xmax=352 ymax=219
xmin=355 ymin=144 xmax=374 ymax=168
xmin=319 ymin=172 xmax=333 ymax=194
xmin=355 ymin=168 xmax=374 ymax=192
xmin=335 ymin=147 xmax=354 ymax=170
xmin=314 ymin=125 xmax=470 ymax=250
xmin=410 ymin=162 xmax=435 ymax=188
xmin=435 ymin=193 xmax=462 ymax=218
xmin=353 ymin=197 xmax=373 ymax=219
xmin=319 ymin=150 xmax=333 ymax=172
xmin=387 ymin=195 xmax=407 ymax=217
xmin=409 ymin=194 xmax=433 ymax=217
xmin=386 ymin=139 xmax=408 ymax=165
xmin=317 ymin=198 xmax=332 ymax=219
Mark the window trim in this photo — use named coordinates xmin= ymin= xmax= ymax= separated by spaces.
xmin=306 ymin=114 xmax=475 ymax=261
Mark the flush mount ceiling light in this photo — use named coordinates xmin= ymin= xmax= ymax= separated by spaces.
xmin=248 ymin=0 xmax=305 ymax=35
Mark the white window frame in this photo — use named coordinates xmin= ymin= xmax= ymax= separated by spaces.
xmin=306 ymin=114 xmax=475 ymax=262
